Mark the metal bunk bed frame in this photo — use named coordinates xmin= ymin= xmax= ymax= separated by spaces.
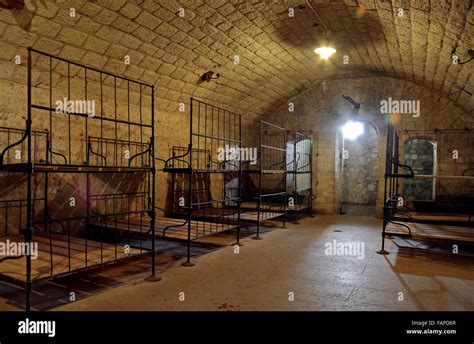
xmin=241 ymin=120 xmax=288 ymax=239
xmin=161 ymin=97 xmax=243 ymax=266
xmin=0 ymin=48 xmax=158 ymax=311
xmin=286 ymin=131 xmax=313 ymax=224
xmin=378 ymin=122 xmax=474 ymax=255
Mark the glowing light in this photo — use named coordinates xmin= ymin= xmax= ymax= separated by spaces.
xmin=389 ymin=113 xmax=402 ymax=126
xmin=314 ymin=46 xmax=336 ymax=60
xmin=342 ymin=121 xmax=364 ymax=140
xmin=354 ymin=5 xmax=367 ymax=19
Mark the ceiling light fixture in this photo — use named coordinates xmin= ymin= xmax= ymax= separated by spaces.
xmin=306 ymin=0 xmax=336 ymax=60
xmin=314 ymin=47 xmax=337 ymax=60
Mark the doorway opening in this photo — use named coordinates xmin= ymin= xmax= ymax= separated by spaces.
xmin=341 ymin=122 xmax=379 ymax=216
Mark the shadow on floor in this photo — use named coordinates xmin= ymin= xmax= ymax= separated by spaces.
xmin=341 ymin=204 xmax=375 ymax=217
xmin=0 ymin=227 xmax=275 ymax=311
xmin=393 ymin=238 xmax=474 ymax=259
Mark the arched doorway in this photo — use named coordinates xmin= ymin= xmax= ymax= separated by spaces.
xmin=341 ymin=122 xmax=379 ymax=216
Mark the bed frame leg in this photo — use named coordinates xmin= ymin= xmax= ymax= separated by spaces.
xmin=182 ymin=239 xmax=196 ymax=267
xmin=182 ymin=204 xmax=195 ymax=266
xmin=253 ymin=199 xmax=263 ymax=240
xmin=145 ymin=252 xmax=162 ymax=282
xmin=377 ymin=230 xmax=390 ymax=255
xmin=24 ymin=228 xmax=33 ymax=312
xmin=182 ymin=239 xmax=195 ymax=266
xmin=252 ymin=222 xmax=263 ymax=239
xmin=377 ymin=216 xmax=389 ymax=255
xmin=233 ymin=201 xmax=243 ymax=246
xmin=293 ymin=211 xmax=299 ymax=225
xmin=232 ymin=226 xmax=243 ymax=246
xmin=146 ymin=204 xmax=161 ymax=281
xmin=25 ymin=281 xmax=32 ymax=311
xmin=145 ymin=274 xmax=162 ymax=282
xmin=253 ymin=219 xmax=262 ymax=239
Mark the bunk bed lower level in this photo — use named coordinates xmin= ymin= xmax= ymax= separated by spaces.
xmin=384 ymin=191 xmax=474 ymax=246
xmin=286 ymin=131 xmax=313 ymax=223
xmin=379 ymin=123 xmax=474 ymax=254
xmin=0 ymin=47 xmax=159 ymax=310
xmin=109 ymin=214 xmax=239 ymax=242
xmin=0 ymin=199 xmax=148 ymax=285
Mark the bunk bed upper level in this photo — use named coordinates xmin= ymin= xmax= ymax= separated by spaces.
xmin=286 ymin=131 xmax=312 ymax=175
xmin=0 ymin=48 xmax=155 ymax=173
xmin=162 ymin=97 xmax=242 ymax=173
xmin=243 ymin=120 xmax=287 ymax=174
xmin=162 ymin=146 xmax=240 ymax=172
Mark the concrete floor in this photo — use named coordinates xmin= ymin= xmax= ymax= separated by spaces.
xmin=341 ymin=204 xmax=376 ymax=217
xmin=50 ymin=215 xmax=474 ymax=311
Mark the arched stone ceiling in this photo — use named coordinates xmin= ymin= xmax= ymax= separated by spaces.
xmin=263 ymin=76 xmax=474 ymax=134
xmin=0 ymin=0 xmax=472 ymax=126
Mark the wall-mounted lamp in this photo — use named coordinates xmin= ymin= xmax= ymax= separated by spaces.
xmin=455 ymin=49 xmax=473 ymax=65
xmin=342 ymin=95 xmax=380 ymax=136
xmin=451 ymin=47 xmax=474 ymax=65
xmin=196 ymin=71 xmax=220 ymax=85
xmin=342 ymin=121 xmax=364 ymax=140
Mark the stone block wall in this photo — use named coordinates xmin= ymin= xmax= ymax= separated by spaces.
xmin=403 ymin=138 xmax=435 ymax=201
xmin=342 ymin=124 xmax=378 ymax=205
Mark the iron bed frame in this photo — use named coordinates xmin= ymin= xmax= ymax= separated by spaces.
xmin=0 ymin=48 xmax=157 ymax=311
xmin=161 ymin=98 xmax=243 ymax=266
xmin=378 ymin=122 xmax=474 ymax=254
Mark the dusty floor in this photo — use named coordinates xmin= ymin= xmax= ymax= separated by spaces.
xmin=44 ymin=215 xmax=474 ymax=311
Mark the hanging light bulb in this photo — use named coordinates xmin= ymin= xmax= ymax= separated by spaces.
xmin=314 ymin=46 xmax=336 ymax=60
xmin=306 ymin=0 xmax=336 ymax=60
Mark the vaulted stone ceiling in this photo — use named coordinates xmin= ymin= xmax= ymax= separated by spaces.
xmin=0 ymin=0 xmax=472 ymax=124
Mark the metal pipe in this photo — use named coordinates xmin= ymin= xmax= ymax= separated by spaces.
xmin=306 ymin=0 xmax=330 ymax=37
